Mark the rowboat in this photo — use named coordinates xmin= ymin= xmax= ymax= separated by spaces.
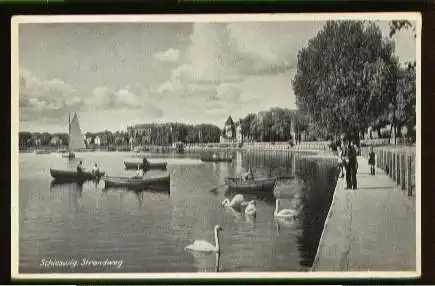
xmin=200 ymin=156 xmax=233 ymax=162
xmin=50 ymin=168 xmax=105 ymax=182
xmin=34 ymin=150 xmax=51 ymax=155
xmin=124 ymin=161 xmax=167 ymax=170
xmin=103 ymin=174 xmax=170 ymax=190
xmin=225 ymin=177 xmax=277 ymax=193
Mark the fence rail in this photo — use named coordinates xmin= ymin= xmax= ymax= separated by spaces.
xmin=361 ymin=146 xmax=416 ymax=197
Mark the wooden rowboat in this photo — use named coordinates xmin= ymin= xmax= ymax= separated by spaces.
xmin=103 ymin=174 xmax=170 ymax=190
xmin=124 ymin=161 xmax=167 ymax=170
xmin=50 ymin=168 xmax=105 ymax=182
xmin=224 ymin=177 xmax=277 ymax=193
xmin=200 ymin=156 xmax=233 ymax=162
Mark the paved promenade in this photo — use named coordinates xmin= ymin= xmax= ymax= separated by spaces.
xmin=311 ymin=156 xmax=417 ymax=271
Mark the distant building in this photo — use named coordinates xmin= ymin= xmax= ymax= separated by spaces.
xmin=220 ymin=115 xmax=236 ymax=143
xmin=236 ymin=121 xmax=243 ymax=143
xmin=94 ymin=136 xmax=101 ymax=146
xmin=127 ymin=123 xmax=174 ymax=146
xmin=50 ymin=136 xmax=61 ymax=145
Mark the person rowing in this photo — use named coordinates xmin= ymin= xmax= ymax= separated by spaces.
xmin=142 ymin=156 xmax=150 ymax=170
xmin=241 ymin=168 xmax=254 ymax=182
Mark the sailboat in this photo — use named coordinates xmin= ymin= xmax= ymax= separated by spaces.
xmin=62 ymin=113 xmax=86 ymax=159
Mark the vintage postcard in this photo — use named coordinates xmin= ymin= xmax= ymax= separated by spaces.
xmin=11 ymin=13 xmax=421 ymax=280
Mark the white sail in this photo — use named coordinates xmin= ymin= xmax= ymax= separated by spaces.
xmin=69 ymin=113 xmax=86 ymax=151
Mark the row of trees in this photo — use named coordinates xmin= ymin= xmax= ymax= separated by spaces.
xmin=239 ymin=108 xmax=311 ymax=142
xmin=131 ymin=123 xmax=222 ymax=145
xmin=292 ymin=20 xmax=416 ymax=146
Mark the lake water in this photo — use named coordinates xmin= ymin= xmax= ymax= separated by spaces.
xmin=18 ymin=150 xmax=337 ymax=273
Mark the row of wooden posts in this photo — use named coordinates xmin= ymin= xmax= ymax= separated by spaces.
xmin=374 ymin=148 xmax=415 ymax=197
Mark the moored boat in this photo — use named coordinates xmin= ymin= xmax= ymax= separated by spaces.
xmin=124 ymin=161 xmax=167 ymax=170
xmin=201 ymin=156 xmax=233 ymax=162
xmin=225 ymin=177 xmax=277 ymax=193
xmin=34 ymin=150 xmax=51 ymax=155
xmin=50 ymin=168 xmax=105 ymax=182
xmin=103 ymin=174 xmax=170 ymax=190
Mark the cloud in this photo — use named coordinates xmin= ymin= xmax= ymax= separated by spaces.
xmin=154 ymin=22 xmax=324 ymax=112
xmin=19 ymin=68 xmax=85 ymax=122
xmin=86 ymin=85 xmax=163 ymax=117
xmin=153 ymin=48 xmax=180 ymax=62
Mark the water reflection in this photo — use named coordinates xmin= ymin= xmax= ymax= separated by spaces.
xmin=49 ymin=181 xmax=84 ymax=214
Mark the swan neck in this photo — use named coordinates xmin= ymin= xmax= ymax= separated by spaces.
xmin=214 ymin=228 xmax=220 ymax=251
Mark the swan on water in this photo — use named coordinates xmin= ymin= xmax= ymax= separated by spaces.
xmin=244 ymin=200 xmax=257 ymax=216
xmin=221 ymin=194 xmax=245 ymax=208
xmin=185 ymin=225 xmax=223 ymax=254
xmin=274 ymin=199 xmax=299 ymax=219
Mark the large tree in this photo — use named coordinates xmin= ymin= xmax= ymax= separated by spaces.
xmin=292 ymin=20 xmax=398 ymax=145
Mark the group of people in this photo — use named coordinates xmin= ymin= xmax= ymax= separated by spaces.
xmin=336 ymin=139 xmax=359 ymax=190
xmin=76 ymin=161 xmax=102 ymax=177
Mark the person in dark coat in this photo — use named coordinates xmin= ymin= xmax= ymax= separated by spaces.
xmin=368 ymin=146 xmax=376 ymax=175
xmin=348 ymin=140 xmax=358 ymax=189
xmin=343 ymin=141 xmax=352 ymax=189
xmin=142 ymin=157 xmax=149 ymax=170
xmin=77 ymin=161 xmax=84 ymax=176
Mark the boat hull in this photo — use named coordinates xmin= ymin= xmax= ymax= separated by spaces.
xmin=225 ymin=177 xmax=277 ymax=193
xmin=103 ymin=174 xmax=170 ymax=190
xmin=34 ymin=150 xmax=51 ymax=155
xmin=62 ymin=152 xmax=76 ymax=159
xmin=201 ymin=157 xmax=233 ymax=162
xmin=50 ymin=168 xmax=105 ymax=182
xmin=124 ymin=161 xmax=167 ymax=170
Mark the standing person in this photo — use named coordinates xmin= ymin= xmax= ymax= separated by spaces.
xmin=337 ymin=146 xmax=345 ymax=178
xmin=368 ymin=146 xmax=376 ymax=175
xmin=92 ymin=163 xmax=100 ymax=176
xmin=343 ymin=141 xmax=352 ymax=189
xmin=77 ymin=161 xmax=84 ymax=176
xmin=348 ymin=140 xmax=358 ymax=190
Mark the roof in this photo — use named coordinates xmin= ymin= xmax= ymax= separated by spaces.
xmin=225 ymin=116 xmax=234 ymax=126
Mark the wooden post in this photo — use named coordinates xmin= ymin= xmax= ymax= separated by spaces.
xmin=397 ymin=153 xmax=402 ymax=185
xmin=407 ymin=155 xmax=412 ymax=197
xmin=401 ymin=153 xmax=406 ymax=190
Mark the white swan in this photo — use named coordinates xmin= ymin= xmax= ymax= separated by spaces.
xmin=274 ymin=199 xmax=299 ymax=219
xmin=185 ymin=225 xmax=223 ymax=254
xmin=244 ymin=200 xmax=257 ymax=216
xmin=221 ymin=194 xmax=245 ymax=208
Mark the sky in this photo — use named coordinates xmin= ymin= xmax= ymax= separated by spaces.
xmin=17 ymin=19 xmax=417 ymax=133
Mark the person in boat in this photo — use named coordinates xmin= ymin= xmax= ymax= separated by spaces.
xmin=136 ymin=164 xmax=144 ymax=177
xmin=142 ymin=156 xmax=150 ymax=168
xmin=242 ymin=168 xmax=254 ymax=182
xmin=77 ymin=161 xmax=84 ymax=176
xmin=92 ymin=163 xmax=100 ymax=176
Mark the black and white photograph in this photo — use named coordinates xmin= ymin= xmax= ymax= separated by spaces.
xmin=11 ymin=13 xmax=420 ymax=279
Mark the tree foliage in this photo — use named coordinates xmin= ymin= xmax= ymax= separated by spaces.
xmin=240 ymin=107 xmax=309 ymax=142
xmin=292 ymin=20 xmax=399 ymax=142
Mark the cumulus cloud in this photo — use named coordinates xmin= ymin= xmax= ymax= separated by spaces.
xmin=154 ymin=21 xmax=324 ymax=114
xmin=19 ymin=68 xmax=85 ymax=122
xmin=153 ymin=48 xmax=180 ymax=62
xmin=86 ymin=85 xmax=163 ymax=117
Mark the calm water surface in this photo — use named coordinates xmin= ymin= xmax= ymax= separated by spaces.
xmin=19 ymin=150 xmax=337 ymax=273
